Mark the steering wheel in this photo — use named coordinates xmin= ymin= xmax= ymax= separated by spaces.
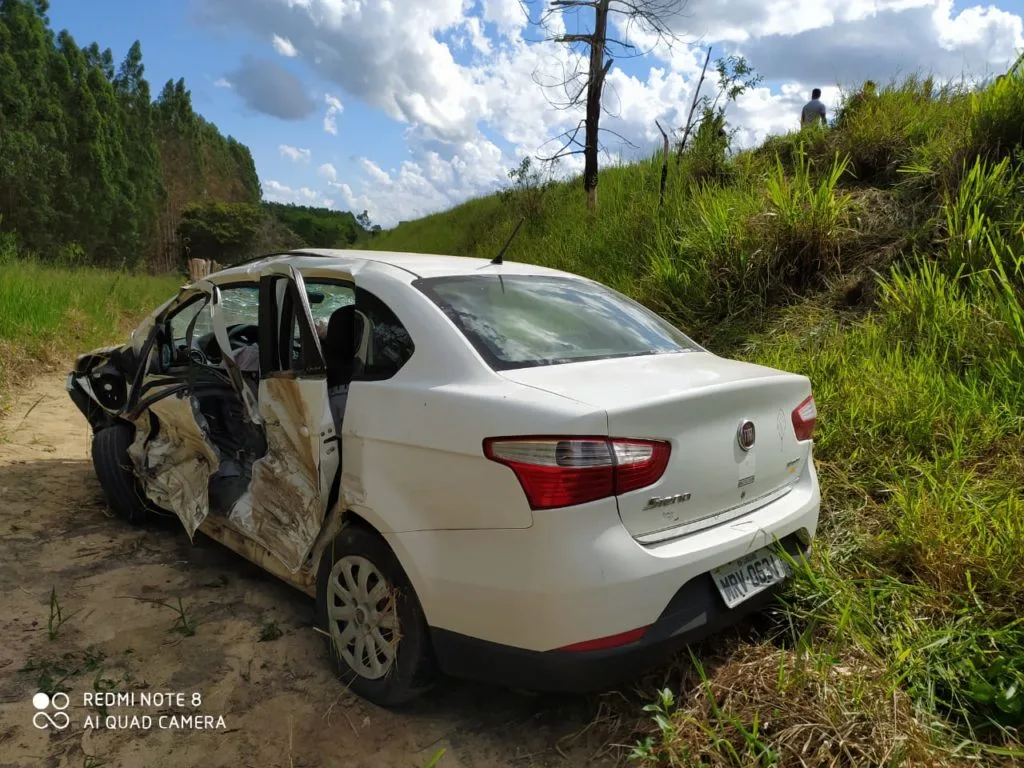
xmin=187 ymin=345 xmax=209 ymax=365
xmin=226 ymin=324 xmax=259 ymax=349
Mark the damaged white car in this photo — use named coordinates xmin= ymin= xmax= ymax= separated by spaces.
xmin=68 ymin=249 xmax=821 ymax=706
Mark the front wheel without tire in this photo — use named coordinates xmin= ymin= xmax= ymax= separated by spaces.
xmin=316 ymin=525 xmax=436 ymax=706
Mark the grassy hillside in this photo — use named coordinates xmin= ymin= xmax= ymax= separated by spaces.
xmin=0 ymin=239 xmax=182 ymax=410
xmin=371 ymin=76 xmax=1024 ymax=765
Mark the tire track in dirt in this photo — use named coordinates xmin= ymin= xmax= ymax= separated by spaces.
xmin=0 ymin=375 xmax=620 ymax=768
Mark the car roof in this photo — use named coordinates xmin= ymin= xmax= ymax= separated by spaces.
xmin=208 ymin=248 xmax=581 ymax=282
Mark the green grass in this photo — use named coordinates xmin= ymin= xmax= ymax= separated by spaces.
xmin=0 ymin=243 xmax=182 ymax=409
xmin=370 ymin=75 xmax=1024 ymax=764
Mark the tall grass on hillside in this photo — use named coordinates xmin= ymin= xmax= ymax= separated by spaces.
xmin=0 ymin=245 xmax=183 ymax=408
xmin=644 ymin=146 xmax=854 ymax=346
xmin=633 ymin=89 xmax=1024 ymax=767
xmin=759 ymin=76 xmax=971 ymax=188
xmin=372 ymin=73 xmax=1024 ymax=764
xmin=969 ymin=71 xmax=1024 ymax=161
xmin=631 ymin=251 xmax=1024 ymax=765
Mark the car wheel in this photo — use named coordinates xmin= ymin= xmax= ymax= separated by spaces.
xmin=91 ymin=423 xmax=154 ymax=524
xmin=316 ymin=524 xmax=436 ymax=706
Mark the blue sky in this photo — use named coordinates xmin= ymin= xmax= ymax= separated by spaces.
xmin=46 ymin=0 xmax=1024 ymax=226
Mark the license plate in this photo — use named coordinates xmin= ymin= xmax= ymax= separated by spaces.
xmin=712 ymin=547 xmax=790 ymax=609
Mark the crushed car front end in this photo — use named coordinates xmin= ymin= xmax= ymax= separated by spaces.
xmin=67 ymin=294 xmax=174 ymax=430
xmin=66 ymin=343 xmax=139 ymax=431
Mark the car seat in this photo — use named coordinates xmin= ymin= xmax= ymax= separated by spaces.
xmin=324 ymin=305 xmax=359 ymax=389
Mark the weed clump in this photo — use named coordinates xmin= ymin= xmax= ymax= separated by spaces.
xmin=631 ymin=645 xmax=955 ymax=768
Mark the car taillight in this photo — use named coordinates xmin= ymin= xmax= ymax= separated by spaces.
xmin=483 ymin=437 xmax=671 ymax=510
xmin=792 ymin=394 xmax=817 ymax=441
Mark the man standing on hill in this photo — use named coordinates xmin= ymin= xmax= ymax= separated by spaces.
xmin=801 ymin=88 xmax=827 ymax=128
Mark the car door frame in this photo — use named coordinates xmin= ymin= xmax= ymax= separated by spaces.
xmin=223 ymin=263 xmax=344 ymax=574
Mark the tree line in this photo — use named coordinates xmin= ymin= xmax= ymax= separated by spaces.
xmin=177 ymin=201 xmax=373 ymax=265
xmin=0 ymin=0 xmax=371 ymax=272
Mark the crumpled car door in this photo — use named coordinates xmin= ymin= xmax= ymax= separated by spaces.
xmin=227 ymin=265 xmax=340 ymax=573
xmin=124 ymin=281 xmax=257 ymax=539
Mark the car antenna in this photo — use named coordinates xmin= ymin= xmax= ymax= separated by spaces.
xmin=489 ymin=217 xmax=525 ymax=266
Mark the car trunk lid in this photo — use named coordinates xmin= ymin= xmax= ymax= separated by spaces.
xmin=501 ymin=352 xmax=813 ymax=541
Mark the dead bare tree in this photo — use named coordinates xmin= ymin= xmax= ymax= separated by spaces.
xmin=654 ymin=119 xmax=669 ymax=205
xmin=675 ymin=51 xmax=763 ymax=160
xmin=527 ymin=0 xmax=687 ymax=211
xmin=674 ymin=46 xmax=712 ymax=161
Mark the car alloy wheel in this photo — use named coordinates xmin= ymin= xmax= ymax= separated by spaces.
xmin=326 ymin=555 xmax=399 ymax=680
xmin=316 ymin=524 xmax=436 ymax=705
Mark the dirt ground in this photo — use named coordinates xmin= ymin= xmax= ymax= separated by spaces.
xmin=0 ymin=375 xmax=631 ymax=768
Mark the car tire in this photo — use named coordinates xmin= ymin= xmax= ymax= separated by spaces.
xmin=91 ymin=423 xmax=154 ymax=524
xmin=316 ymin=524 xmax=436 ymax=706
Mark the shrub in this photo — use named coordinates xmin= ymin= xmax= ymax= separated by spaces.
xmin=968 ymin=71 xmax=1024 ymax=161
xmin=178 ymin=201 xmax=267 ymax=264
xmin=757 ymin=147 xmax=853 ymax=288
xmin=829 ymin=76 xmax=965 ymax=184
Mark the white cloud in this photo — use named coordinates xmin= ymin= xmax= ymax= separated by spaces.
xmin=264 ymin=179 xmax=334 ymax=208
xmin=200 ymin=0 xmax=1024 ymax=224
xmin=479 ymin=0 xmax=527 ymax=36
xmin=358 ymin=158 xmax=393 ymax=186
xmin=462 ymin=17 xmax=492 ymax=55
xmin=318 ymin=163 xmax=338 ymax=181
xmin=272 ymin=33 xmax=298 ymax=57
xmin=320 ymin=134 xmax=511 ymax=227
xmin=279 ymin=144 xmax=312 ymax=162
xmin=731 ymin=0 xmax=1023 ymax=84
xmin=323 ymin=93 xmax=343 ymax=134
xmin=213 ymin=76 xmax=232 ymax=89
xmin=197 ymin=0 xmax=492 ymax=141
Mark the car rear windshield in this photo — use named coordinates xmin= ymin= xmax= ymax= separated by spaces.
xmin=414 ymin=274 xmax=701 ymax=370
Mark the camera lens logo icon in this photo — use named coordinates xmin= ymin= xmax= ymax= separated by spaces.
xmin=32 ymin=692 xmax=70 ymax=730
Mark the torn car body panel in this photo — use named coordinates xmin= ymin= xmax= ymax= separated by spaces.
xmin=223 ymin=265 xmax=339 ymax=573
xmin=69 ymin=259 xmax=350 ymax=586
xmin=201 ymin=516 xmax=317 ymax=597
xmin=128 ymin=396 xmax=221 ymax=539
xmin=118 ymin=281 xmax=239 ymax=538
xmin=228 ymin=376 xmax=337 ymax=573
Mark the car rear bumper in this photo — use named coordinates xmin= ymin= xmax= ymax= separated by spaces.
xmin=386 ymin=457 xmax=820 ymax=686
xmin=429 ymin=535 xmax=808 ymax=692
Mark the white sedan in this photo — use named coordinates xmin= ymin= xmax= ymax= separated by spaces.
xmin=67 ymin=249 xmax=820 ymax=706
